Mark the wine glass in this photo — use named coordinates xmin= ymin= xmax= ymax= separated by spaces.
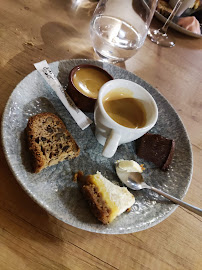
xmin=148 ymin=0 xmax=183 ymax=47
xmin=90 ymin=0 xmax=158 ymax=63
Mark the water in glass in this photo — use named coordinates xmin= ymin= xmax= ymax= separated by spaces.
xmin=90 ymin=15 xmax=147 ymax=62
xmin=90 ymin=0 xmax=157 ymax=63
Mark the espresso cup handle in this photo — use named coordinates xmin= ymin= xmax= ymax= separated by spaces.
xmin=102 ymin=130 xmax=121 ymax=158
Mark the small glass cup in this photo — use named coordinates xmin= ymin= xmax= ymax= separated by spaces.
xmin=90 ymin=0 xmax=157 ymax=63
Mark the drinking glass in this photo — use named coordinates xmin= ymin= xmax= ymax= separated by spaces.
xmin=148 ymin=0 xmax=183 ymax=47
xmin=90 ymin=0 xmax=158 ymax=63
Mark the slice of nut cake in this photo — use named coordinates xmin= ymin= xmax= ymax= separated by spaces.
xmin=26 ymin=112 xmax=80 ymax=173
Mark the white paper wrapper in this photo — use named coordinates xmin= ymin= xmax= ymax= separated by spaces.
xmin=34 ymin=60 xmax=92 ymax=130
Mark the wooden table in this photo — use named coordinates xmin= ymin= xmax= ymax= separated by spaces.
xmin=0 ymin=1 xmax=201 ymax=269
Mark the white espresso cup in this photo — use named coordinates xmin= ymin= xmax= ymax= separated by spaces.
xmin=94 ymin=79 xmax=158 ymax=158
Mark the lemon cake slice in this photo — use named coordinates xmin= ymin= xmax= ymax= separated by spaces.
xmin=75 ymin=171 xmax=135 ymax=224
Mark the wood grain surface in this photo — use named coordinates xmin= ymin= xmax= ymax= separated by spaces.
xmin=0 ymin=1 xmax=201 ymax=269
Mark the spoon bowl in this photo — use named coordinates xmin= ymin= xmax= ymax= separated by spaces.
xmin=115 ymin=161 xmax=202 ymax=216
xmin=126 ymin=172 xmax=145 ymax=190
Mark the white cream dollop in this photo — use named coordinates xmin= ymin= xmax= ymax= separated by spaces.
xmin=115 ymin=159 xmax=143 ymax=173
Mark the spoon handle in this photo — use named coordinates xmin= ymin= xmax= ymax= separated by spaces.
xmin=151 ymin=187 xmax=202 ymax=216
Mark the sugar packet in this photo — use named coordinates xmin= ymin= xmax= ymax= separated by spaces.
xmin=34 ymin=60 xmax=92 ymax=130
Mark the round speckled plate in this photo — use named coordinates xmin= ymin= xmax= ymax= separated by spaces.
xmin=1 ymin=59 xmax=193 ymax=234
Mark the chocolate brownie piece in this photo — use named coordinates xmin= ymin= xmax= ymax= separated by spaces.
xmin=136 ymin=133 xmax=175 ymax=171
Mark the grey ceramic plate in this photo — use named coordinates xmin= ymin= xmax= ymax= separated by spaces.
xmin=155 ymin=11 xmax=202 ymax=38
xmin=2 ymin=59 xmax=193 ymax=234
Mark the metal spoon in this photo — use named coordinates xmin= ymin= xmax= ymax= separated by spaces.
xmin=116 ymin=164 xmax=202 ymax=217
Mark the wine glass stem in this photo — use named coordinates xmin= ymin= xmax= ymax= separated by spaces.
xmin=160 ymin=0 xmax=182 ymax=33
